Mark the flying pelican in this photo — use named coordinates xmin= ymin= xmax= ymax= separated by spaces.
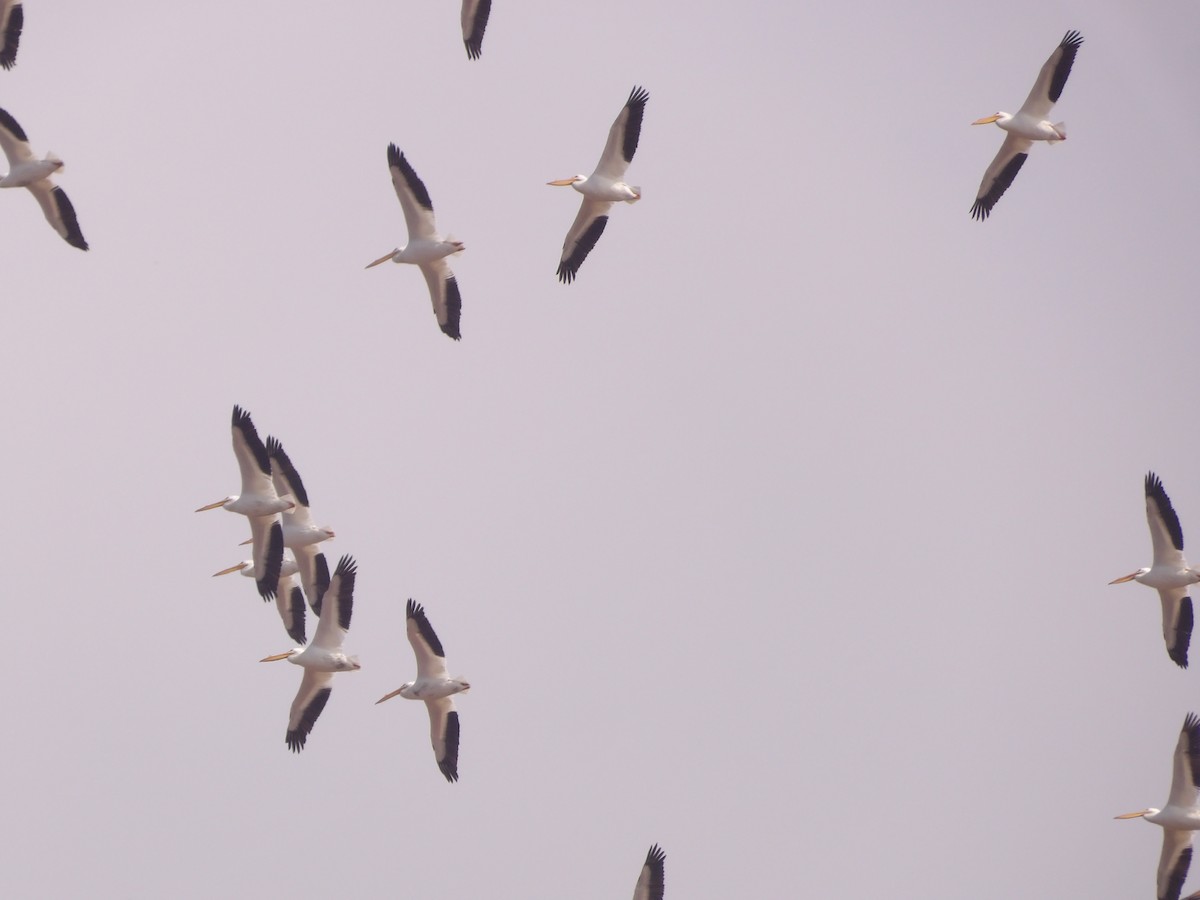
xmin=365 ymin=144 xmax=463 ymax=341
xmin=1116 ymin=714 xmax=1200 ymax=900
xmin=261 ymin=554 xmax=360 ymax=752
xmin=0 ymin=1 xmax=22 ymax=69
xmin=461 ymin=0 xmax=491 ymax=60
xmin=549 ymin=85 xmax=648 ymax=283
xmin=1111 ymin=472 xmax=1199 ymax=668
xmin=970 ymin=30 xmax=1083 ymax=220
xmin=196 ymin=406 xmax=291 ymax=602
xmin=213 ymin=554 xmax=307 ymax=646
xmin=266 ymin=436 xmax=334 ymax=615
xmin=0 ymin=106 xmax=87 ymax=250
xmin=376 ymin=599 xmax=470 ymax=782
xmin=632 ymin=844 xmax=666 ymax=900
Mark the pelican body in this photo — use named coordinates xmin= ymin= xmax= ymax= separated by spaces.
xmin=550 ymin=85 xmax=648 ymax=283
xmin=366 ymin=144 xmax=463 ymax=340
xmin=0 ymin=106 xmax=88 ymax=250
xmin=261 ymin=555 xmax=360 ymax=752
xmin=377 ymin=598 xmax=469 ymax=782
xmin=1111 ymin=472 xmax=1199 ymax=668
xmin=1117 ymin=714 xmax=1200 ymax=900
xmin=970 ymin=30 xmax=1082 ymax=220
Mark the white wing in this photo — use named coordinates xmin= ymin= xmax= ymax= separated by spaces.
xmin=231 ymin=406 xmax=276 ymax=500
xmin=1157 ymin=828 xmax=1194 ymax=900
xmin=633 ymin=845 xmax=666 ymax=900
xmin=0 ymin=1 xmax=22 ymax=70
xmin=293 ymin=544 xmax=330 ymax=616
xmin=593 ymin=86 xmax=649 ymax=181
xmin=1017 ymin=31 xmax=1084 ymax=121
xmin=426 ymin=697 xmax=460 ymax=782
xmin=285 ymin=668 xmax=334 ymax=753
xmin=557 ymin=197 xmax=613 ymax=284
xmin=406 ymin=599 xmax=450 ymax=680
xmin=1166 ymin=714 xmax=1200 ymax=809
xmin=460 ymin=0 xmax=491 ymax=60
xmin=970 ymin=132 xmax=1032 ymax=221
xmin=418 ymin=259 xmax=462 ymax=341
xmin=0 ymin=106 xmax=33 ymax=166
xmin=248 ymin=514 xmax=283 ymax=601
xmin=387 ymin=143 xmax=439 ymax=241
xmin=1159 ymin=587 xmax=1194 ymax=670
xmin=24 ymin=179 xmax=88 ymax=251
xmin=275 ymin=573 xmax=307 ymax=646
xmin=311 ymin=555 xmax=356 ymax=651
xmin=1146 ymin=472 xmax=1188 ymax=567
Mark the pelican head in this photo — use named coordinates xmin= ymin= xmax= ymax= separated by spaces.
xmin=366 ymin=249 xmax=399 ymax=269
xmin=213 ymin=561 xmax=251 ymax=577
xmin=971 ymin=112 xmax=1007 ymax=126
xmin=1109 ymin=567 xmax=1152 ymax=585
xmin=1115 ymin=808 xmax=1158 ymax=820
xmin=260 ymin=649 xmax=302 ymax=663
xmin=196 ymin=495 xmax=235 ymax=512
xmin=547 ymin=175 xmax=585 ymax=187
xmin=375 ymin=682 xmax=415 ymax=704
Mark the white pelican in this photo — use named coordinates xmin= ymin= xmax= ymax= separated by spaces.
xmin=0 ymin=106 xmax=88 ymax=250
xmin=213 ymin=555 xmax=307 ymax=646
xmin=376 ymin=599 xmax=470 ymax=782
xmin=1111 ymin=472 xmax=1199 ymax=668
xmin=261 ymin=554 xmax=360 ymax=752
xmin=0 ymin=1 xmax=22 ymax=69
xmin=266 ymin=436 xmax=335 ymax=615
xmin=970 ymin=30 xmax=1083 ymax=220
xmin=461 ymin=0 xmax=491 ymax=60
xmin=549 ymin=85 xmax=648 ymax=283
xmin=1116 ymin=713 xmax=1200 ymax=900
xmin=196 ymin=406 xmax=291 ymax=602
xmin=633 ymin=844 xmax=666 ymax=900
xmin=365 ymin=144 xmax=463 ymax=341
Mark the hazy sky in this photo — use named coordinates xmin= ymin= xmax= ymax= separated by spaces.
xmin=2 ymin=1 xmax=1199 ymax=897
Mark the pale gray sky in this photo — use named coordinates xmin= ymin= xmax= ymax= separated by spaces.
xmin=2 ymin=1 xmax=1199 ymax=897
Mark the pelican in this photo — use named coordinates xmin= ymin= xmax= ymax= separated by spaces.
xmin=970 ymin=30 xmax=1083 ymax=220
xmin=266 ymin=436 xmax=334 ymax=615
xmin=1116 ymin=714 xmax=1200 ymax=900
xmin=261 ymin=554 xmax=360 ymax=752
xmin=632 ymin=844 xmax=666 ymax=900
xmin=0 ymin=106 xmax=87 ymax=250
xmin=549 ymin=85 xmax=648 ymax=283
xmin=213 ymin=555 xmax=307 ymax=646
xmin=0 ymin=1 xmax=22 ymax=69
xmin=461 ymin=0 xmax=491 ymax=60
xmin=196 ymin=406 xmax=291 ymax=601
xmin=365 ymin=144 xmax=463 ymax=341
xmin=1111 ymin=472 xmax=1199 ymax=668
xmin=376 ymin=599 xmax=470 ymax=782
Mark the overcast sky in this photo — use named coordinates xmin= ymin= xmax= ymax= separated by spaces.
xmin=2 ymin=1 xmax=1199 ymax=897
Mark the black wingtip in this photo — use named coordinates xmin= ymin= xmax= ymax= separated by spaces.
xmin=285 ymin=687 xmax=332 ymax=753
xmin=439 ymin=710 xmax=461 ymax=782
xmin=386 ymin=143 xmax=434 ymax=211
xmin=441 ymin=276 xmax=462 ymax=340
xmin=406 ymin=598 xmax=447 ymax=658
xmin=1061 ymin=30 xmax=1084 ymax=49
xmin=557 ymin=215 xmax=609 ymax=283
xmin=0 ymin=5 xmax=22 ymax=70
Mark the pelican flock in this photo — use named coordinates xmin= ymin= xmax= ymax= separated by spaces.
xmin=366 ymin=144 xmax=464 ymax=340
xmin=1117 ymin=714 xmax=1200 ymax=900
xmin=970 ymin=30 xmax=1083 ymax=220
xmin=0 ymin=106 xmax=88 ymax=250
xmin=550 ymin=85 xmax=648 ymax=283
xmin=377 ymin=599 xmax=470 ymax=782
xmin=0 ymin=0 xmax=22 ymax=69
xmin=1111 ymin=472 xmax=1198 ymax=668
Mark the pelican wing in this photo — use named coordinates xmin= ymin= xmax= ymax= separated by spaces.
xmin=557 ymin=198 xmax=612 ymax=283
xmin=0 ymin=106 xmax=33 ymax=166
xmin=276 ymin=573 xmax=307 ymax=646
xmin=294 ymin=544 xmax=331 ymax=616
xmin=1166 ymin=714 xmax=1200 ymax=808
xmin=427 ymin=697 xmax=460 ymax=782
xmin=1159 ymin=588 xmax=1194 ymax=669
xmin=311 ymin=555 xmax=355 ymax=651
xmin=970 ymin=132 xmax=1031 ymax=220
xmin=267 ymin=436 xmax=311 ymax=511
xmin=387 ymin=143 xmax=439 ymax=241
xmin=633 ymin=845 xmax=666 ymax=900
xmin=231 ymin=406 xmax=276 ymax=499
xmin=594 ymin=86 xmax=649 ymax=181
xmin=285 ymin=668 xmax=333 ymax=753
xmin=1158 ymin=829 xmax=1194 ymax=900
xmin=461 ymin=0 xmax=491 ymax=60
xmin=1147 ymin=472 xmax=1187 ymax=565
xmin=26 ymin=181 xmax=88 ymax=250
xmin=248 ymin=515 xmax=284 ymax=601
xmin=419 ymin=260 xmax=462 ymax=341
xmin=1017 ymin=30 xmax=1083 ymax=121
xmin=406 ymin=598 xmax=450 ymax=680
xmin=0 ymin=1 xmax=23 ymax=70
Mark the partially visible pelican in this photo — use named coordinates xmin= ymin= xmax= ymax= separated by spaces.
xmin=266 ymin=437 xmax=334 ymax=615
xmin=1116 ymin=714 xmax=1200 ymax=900
xmin=197 ymin=406 xmax=291 ymax=601
xmin=213 ymin=554 xmax=307 ymax=646
xmin=549 ymin=85 xmax=648 ymax=283
xmin=0 ymin=106 xmax=87 ymax=250
xmin=0 ymin=1 xmax=22 ymax=70
xmin=1111 ymin=472 xmax=1199 ymax=668
xmin=632 ymin=844 xmax=666 ymax=900
xmin=366 ymin=144 xmax=464 ymax=340
xmin=970 ymin=30 xmax=1083 ymax=220
xmin=461 ymin=0 xmax=491 ymax=60
xmin=261 ymin=555 xmax=360 ymax=752
xmin=376 ymin=599 xmax=470 ymax=782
